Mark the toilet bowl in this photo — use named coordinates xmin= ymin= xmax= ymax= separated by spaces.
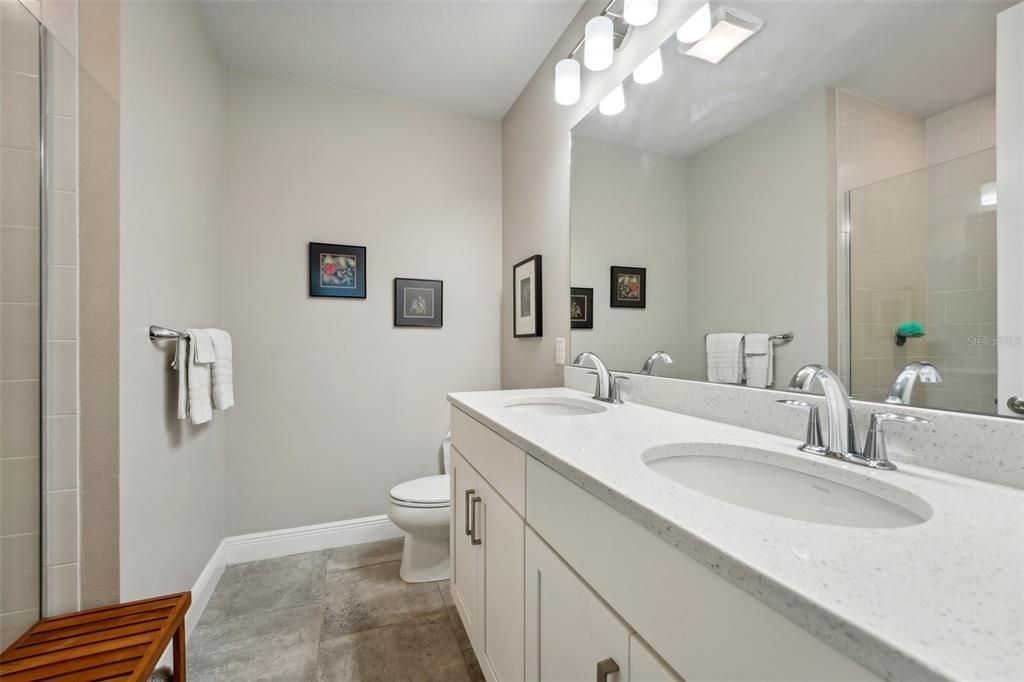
xmin=386 ymin=433 xmax=452 ymax=583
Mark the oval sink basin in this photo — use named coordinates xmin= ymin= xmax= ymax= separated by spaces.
xmin=503 ymin=396 xmax=607 ymax=416
xmin=644 ymin=443 xmax=930 ymax=528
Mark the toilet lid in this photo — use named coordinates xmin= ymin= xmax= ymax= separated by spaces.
xmin=390 ymin=475 xmax=450 ymax=506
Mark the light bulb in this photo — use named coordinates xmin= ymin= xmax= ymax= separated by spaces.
xmin=633 ymin=47 xmax=663 ymax=84
xmin=624 ymin=0 xmax=657 ymax=26
xmin=676 ymin=2 xmax=711 ymax=43
xmin=599 ymin=83 xmax=625 ymax=115
xmin=554 ymin=58 xmax=581 ymax=105
xmin=584 ymin=16 xmax=614 ymax=71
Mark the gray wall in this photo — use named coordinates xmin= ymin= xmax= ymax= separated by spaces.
xmin=119 ymin=0 xmax=227 ymax=601
xmin=222 ymin=68 xmax=502 ymax=535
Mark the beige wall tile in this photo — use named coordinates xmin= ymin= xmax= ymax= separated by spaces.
xmin=978 ymin=253 xmax=997 ymax=288
xmin=0 ymin=456 xmax=39 ymax=535
xmin=0 ymin=562 xmax=38 ymax=614
xmin=45 ymin=189 xmax=77 ymax=265
xmin=43 ymin=340 xmax=76 ymax=415
xmin=44 ymin=35 xmax=77 ymax=118
xmin=946 ymin=289 xmax=997 ymax=324
xmin=0 ymin=379 xmax=39 ymax=458
xmin=43 ymin=488 xmax=76 ymax=565
xmin=44 ymin=415 xmax=76 ymax=490
xmin=45 ymin=114 xmax=76 ymax=192
xmin=0 ymin=0 xmax=40 ymax=75
xmin=927 ymin=256 xmax=978 ymax=292
xmin=44 ymin=264 xmax=76 ymax=339
xmin=0 ymin=302 xmax=39 ymax=379
xmin=40 ymin=0 xmax=76 ymax=45
xmin=1 ymin=148 xmax=41 ymax=226
xmin=0 ymin=70 xmax=39 ymax=150
xmin=0 ymin=607 xmax=38 ymax=651
xmin=1 ymin=226 xmax=40 ymax=302
xmin=43 ymin=562 xmax=77 ymax=615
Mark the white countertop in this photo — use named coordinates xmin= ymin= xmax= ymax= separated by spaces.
xmin=448 ymin=387 xmax=1024 ymax=682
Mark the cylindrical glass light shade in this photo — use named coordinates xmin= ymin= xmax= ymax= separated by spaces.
xmin=554 ymin=58 xmax=581 ymax=105
xmin=633 ymin=47 xmax=663 ymax=84
xmin=624 ymin=0 xmax=658 ymax=26
xmin=584 ymin=16 xmax=614 ymax=71
xmin=599 ymin=83 xmax=625 ymax=115
xmin=676 ymin=2 xmax=712 ymax=43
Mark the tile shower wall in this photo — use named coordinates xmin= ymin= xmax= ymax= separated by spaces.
xmin=0 ymin=0 xmax=43 ymax=648
xmin=836 ymin=90 xmax=927 ymax=399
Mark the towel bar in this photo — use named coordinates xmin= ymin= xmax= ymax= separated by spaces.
xmin=703 ymin=331 xmax=794 ymax=344
xmin=149 ymin=325 xmax=184 ymax=341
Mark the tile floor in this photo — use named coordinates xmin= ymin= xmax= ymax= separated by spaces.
xmin=187 ymin=538 xmax=484 ymax=681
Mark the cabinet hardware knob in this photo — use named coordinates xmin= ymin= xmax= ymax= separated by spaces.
xmin=596 ymin=657 xmax=619 ymax=682
xmin=464 ymin=489 xmax=475 ymax=537
xmin=471 ymin=496 xmax=482 ymax=545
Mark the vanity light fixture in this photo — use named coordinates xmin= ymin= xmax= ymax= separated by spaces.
xmin=585 ymin=16 xmax=615 ymax=71
xmin=676 ymin=2 xmax=712 ymax=44
xmin=599 ymin=83 xmax=626 ymax=115
xmin=684 ymin=6 xmax=764 ymax=64
xmin=980 ymin=181 xmax=997 ymax=208
xmin=555 ymin=58 xmax=581 ymax=105
xmin=624 ymin=0 xmax=657 ymax=26
xmin=633 ymin=47 xmax=663 ymax=84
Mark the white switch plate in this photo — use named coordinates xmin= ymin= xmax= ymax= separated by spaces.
xmin=555 ymin=337 xmax=566 ymax=365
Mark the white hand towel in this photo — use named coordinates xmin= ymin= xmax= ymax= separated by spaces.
xmin=190 ymin=328 xmax=216 ymax=364
xmin=706 ymin=333 xmax=744 ymax=384
xmin=743 ymin=333 xmax=774 ymax=388
xmin=184 ymin=330 xmax=213 ymax=425
xmin=207 ymin=328 xmax=234 ymax=410
xmin=173 ymin=337 xmax=188 ymax=420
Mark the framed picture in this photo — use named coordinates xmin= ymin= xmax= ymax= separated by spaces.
xmin=610 ymin=266 xmax=646 ymax=308
xmin=570 ymin=287 xmax=594 ymax=329
xmin=394 ymin=278 xmax=443 ymax=327
xmin=309 ymin=242 xmax=367 ymax=298
xmin=513 ymin=255 xmax=543 ymax=338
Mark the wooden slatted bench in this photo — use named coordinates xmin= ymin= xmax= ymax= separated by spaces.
xmin=0 ymin=592 xmax=190 ymax=681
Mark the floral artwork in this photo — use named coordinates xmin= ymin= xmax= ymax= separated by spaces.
xmin=394 ymin=279 xmax=443 ymax=327
xmin=610 ymin=266 xmax=646 ymax=308
xmin=309 ymin=243 xmax=366 ymax=298
xmin=617 ymin=274 xmax=641 ymax=301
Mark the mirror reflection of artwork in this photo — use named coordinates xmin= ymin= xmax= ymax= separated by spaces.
xmin=610 ymin=267 xmax=646 ymax=308
xmin=571 ymin=287 xmax=594 ymax=329
xmin=308 ymin=242 xmax=366 ymax=298
xmin=394 ymin=278 xmax=443 ymax=327
xmin=513 ymin=255 xmax=543 ymax=337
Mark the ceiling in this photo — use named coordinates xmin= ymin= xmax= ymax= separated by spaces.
xmin=575 ymin=0 xmax=1015 ymax=158
xmin=198 ymin=0 xmax=587 ymax=119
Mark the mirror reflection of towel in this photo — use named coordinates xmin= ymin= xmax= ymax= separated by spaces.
xmin=744 ymin=333 xmax=773 ymax=388
xmin=706 ymin=333 xmax=744 ymax=384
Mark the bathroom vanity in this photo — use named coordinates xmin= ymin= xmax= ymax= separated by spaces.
xmin=447 ymin=387 xmax=1023 ymax=682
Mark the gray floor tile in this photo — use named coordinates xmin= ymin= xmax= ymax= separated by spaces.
xmin=437 ymin=580 xmax=471 ymax=651
xmin=189 ymin=603 xmax=321 ymax=681
xmin=326 ymin=538 xmax=404 ymax=573
xmin=321 ymin=560 xmax=446 ymax=641
xmin=317 ymin=612 xmax=470 ymax=682
xmin=202 ymin=551 xmax=326 ymax=624
xmin=462 ymin=647 xmax=486 ymax=682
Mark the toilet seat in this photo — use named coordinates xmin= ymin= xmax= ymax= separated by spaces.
xmin=389 ymin=474 xmax=449 ymax=509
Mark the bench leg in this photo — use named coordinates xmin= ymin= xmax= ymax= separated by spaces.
xmin=173 ymin=622 xmax=187 ymax=682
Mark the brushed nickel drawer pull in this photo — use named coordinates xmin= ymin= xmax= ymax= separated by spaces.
xmin=471 ymin=496 xmax=482 ymax=545
xmin=464 ymin=489 xmax=475 ymax=536
xmin=596 ymin=657 xmax=619 ymax=682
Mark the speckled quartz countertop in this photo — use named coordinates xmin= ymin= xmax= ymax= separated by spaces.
xmin=448 ymin=387 xmax=1024 ymax=682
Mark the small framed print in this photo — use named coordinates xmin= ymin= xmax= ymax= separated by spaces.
xmin=570 ymin=287 xmax=593 ymax=329
xmin=309 ymin=242 xmax=367 ymax=298
xmin=513 ymin=254 xmax=543 ymax=338
xmin=610 ymin=266 xmax=646 ymax=309
xmin=394 ymin=278 xmax=443 ymax=327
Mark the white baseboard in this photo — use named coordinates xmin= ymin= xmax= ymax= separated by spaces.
xmin=187 ymin=539 xmax=226 ymax=637
xmin=223 ymin=514 xmax=403 ymax=566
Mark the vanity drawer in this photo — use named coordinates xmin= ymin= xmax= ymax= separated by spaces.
xmin=451 ymin=407 xmax=526 ymax=515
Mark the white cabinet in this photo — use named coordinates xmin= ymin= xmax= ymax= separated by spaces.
xmin=630 ymin=635 xmax=683 ymax=682
xmin=526 ymin=527 xmax=631 ymax=682
xmin=450 ymin=447 xmax=482 ymax=644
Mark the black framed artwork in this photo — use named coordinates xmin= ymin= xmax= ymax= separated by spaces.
xmin=394 ymin=278 xmax=443 ymax=327
xmin=308 ymin=242 xmax=367 ymax=298
xmin=610 ymin=266 xmax=646 ymax=308
xmin=513 ymin=255 xmax=543 ymax=338
xmin=570 ymin=287 xmax=594 ymax=329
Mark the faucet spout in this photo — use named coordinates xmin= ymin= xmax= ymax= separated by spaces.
xmin=885 ymin=361 xmax=942 ymax=405
xmin=640 ymin=351 xmax=673 ymax=375
xmin=573 ymin=352 xmax=618 ymax=403
xmin=790 ymin=365 xmax=860 ymax=458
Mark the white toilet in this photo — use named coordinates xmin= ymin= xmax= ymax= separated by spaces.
xmin=386 ymin=433 xmax=451 ymax=583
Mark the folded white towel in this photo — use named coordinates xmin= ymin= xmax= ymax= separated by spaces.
xmin=706 ymin=333 xmax=744 ymax=384
xmin=207 ymin=328 xmax=234 ymax=410
xmin=184 ymin=330 xmax=213 ymax=425
xmin=743 ymin=333 xmax=774 ymax=388
xmin=174 ymin=337 xmax=188 ymax=421
xmin=190 ymin=328 xmax=216 ymax=364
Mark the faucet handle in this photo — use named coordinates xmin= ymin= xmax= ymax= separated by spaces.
xmin=861 ymin=412 xmax=932 ymax=470
xmin=776 ymin=399 xmax=825 ymax=455
xmin=611 ymin=375 xmax=629 ymax=403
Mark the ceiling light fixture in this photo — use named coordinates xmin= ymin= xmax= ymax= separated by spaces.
xmin=585 ymin=16 xmax=615 ymax=71
xmin=633 ymin=47 xmax=663 ymax=84
xmin=599 ymin=83 xmax=625 ymax=115
xmin=676 ymin=2 xmax=711 ymax=44
xmin=624 ymin=0 xmax=658 ymax=26
xmin=684 ymin=7 xmax=764 ymax=64
xmin=555 ymin=58 xmax=581 ymax=106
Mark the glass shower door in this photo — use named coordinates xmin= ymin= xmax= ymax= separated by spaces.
xmin=0 ymin=0 xmax=42 ymax=650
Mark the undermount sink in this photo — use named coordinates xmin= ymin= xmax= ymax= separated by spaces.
xmin=643 ymin=443 xmax=930 ymax=528
xmin=503 ymin=396 xmax=607 ymax=416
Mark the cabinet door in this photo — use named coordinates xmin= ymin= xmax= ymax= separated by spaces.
xmin=450 ymin=447 xmax=481 ymax=645
xmin=477 ymin=478 xmax=525 ymax=682
xmin=630 ymin=634 xmax=683 ymax=682
xmin=525 ymin=527 xmax=631 ymax=682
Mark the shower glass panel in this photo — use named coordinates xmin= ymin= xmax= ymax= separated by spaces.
xmin=0 ymin=0 xmax=42 ymax=649
xmin=847 ymin=147 xmax=997 ymax=414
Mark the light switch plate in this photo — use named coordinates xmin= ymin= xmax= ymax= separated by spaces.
xmin=555 ymin=337 xmax=566 ymax=365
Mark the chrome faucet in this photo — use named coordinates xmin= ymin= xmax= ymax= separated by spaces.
xmin=573 ymin=352 xmax=625 ymax=404
xmin=798 ymin=366 xmax=860 ymax=458
xmin=885 ymin=361 xmax=942 ymax=405
xmin=639 ymin=351 xmax=673 ymax=375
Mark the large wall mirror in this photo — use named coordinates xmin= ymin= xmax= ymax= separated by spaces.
xmin=570 ymin=0 xmax=1024 ymax=418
